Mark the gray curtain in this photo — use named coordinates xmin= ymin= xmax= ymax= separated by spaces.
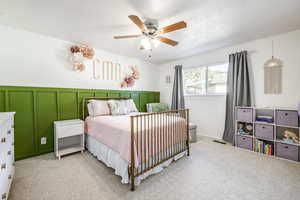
xmin=171 ymin=65 xmax=185 ymax=110
xmin=223 ymin=51 xmax=252 ymax=143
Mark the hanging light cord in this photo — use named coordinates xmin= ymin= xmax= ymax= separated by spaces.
xmin=271 ymin=40 xmax=274 ymax=58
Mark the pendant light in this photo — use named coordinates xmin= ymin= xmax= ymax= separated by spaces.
xmin=264 ymin=40 xmax=282 ymax=68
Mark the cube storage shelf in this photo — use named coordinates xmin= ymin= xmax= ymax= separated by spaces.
xmin=235 ymin=106 xmax=300 ymax=162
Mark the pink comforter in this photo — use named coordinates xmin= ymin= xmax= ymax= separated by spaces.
xmin=86 ymin=113 xmax=187 ymax=167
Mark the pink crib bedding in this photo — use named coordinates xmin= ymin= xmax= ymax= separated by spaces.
xmin=85 ymin=113 xmax=187 ymax=167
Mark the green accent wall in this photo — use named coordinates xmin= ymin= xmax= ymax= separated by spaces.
xmin=0 ymin=86 xmax=160 ymax=160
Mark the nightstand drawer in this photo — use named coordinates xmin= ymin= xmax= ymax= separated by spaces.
xmin=56 ymin=124 xmax=83 ymax=138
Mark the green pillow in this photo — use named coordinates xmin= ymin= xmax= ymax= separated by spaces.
xmin=147 ymin=103 xmax=169 ymax=112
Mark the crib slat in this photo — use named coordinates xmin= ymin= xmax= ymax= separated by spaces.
xmin=130 ymin=109 xmax=189 ymax=183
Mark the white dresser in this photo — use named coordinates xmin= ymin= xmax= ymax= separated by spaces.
xmin=0 ymin=112 xmax=15 ymax=200
xmin=54 ymin=119 xmax=84 ymax=159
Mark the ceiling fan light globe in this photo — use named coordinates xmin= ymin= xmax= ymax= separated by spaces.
xmin=152 ymin=39 xmax=160 ymax=48
xmin=140 ymin=38 xmax=151 ymax=50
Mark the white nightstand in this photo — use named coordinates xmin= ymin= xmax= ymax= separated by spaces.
xmin=54 ymin=119 xmax=84 ymax=159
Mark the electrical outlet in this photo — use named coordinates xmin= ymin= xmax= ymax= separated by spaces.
xmin=41 ymin=137 xmax=47 ymax=145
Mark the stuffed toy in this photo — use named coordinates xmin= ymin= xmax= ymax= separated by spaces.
xmin=238 ymin=123 xmax=246 ymax=135
xmin=283 ymin=130 xmax=299 ymax=144
xmin=245 ymin=124 xmax=253 ymax=133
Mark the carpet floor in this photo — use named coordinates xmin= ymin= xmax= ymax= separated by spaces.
xmin=9 ymin=137 xmax=300 ymax=200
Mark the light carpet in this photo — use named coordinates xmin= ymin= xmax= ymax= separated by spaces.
xmin=9 ymin=137 xmax=300 ymax=200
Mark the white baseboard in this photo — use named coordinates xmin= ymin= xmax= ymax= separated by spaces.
xmin=197 ymin=133 xmax=222 ymax=140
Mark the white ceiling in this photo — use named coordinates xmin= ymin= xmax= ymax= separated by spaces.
xmin=0 ymin=0 xmax=300 ymax=64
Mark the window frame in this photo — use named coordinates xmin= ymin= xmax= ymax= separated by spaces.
xmin=183 ymin=62 xmax=228 ymax=97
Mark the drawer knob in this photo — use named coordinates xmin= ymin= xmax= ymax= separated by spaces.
xmin=284 ymin=146 xmax=289 ymax=149
xmin=285 ymin=113 xmax=288 ymax=116
xmin=1 ymin=164 xmax=6 ymax=169
xmin=242 ymin=138 xmax=246 ymax=140
xmin=7 ymin=151 xmax=11 ymax=155
xmin=1 ymin=138 xmax=6 ymax=143
xmin=7 ymin=130 xmax=11 ymax=135
xmin=2 ymin=193 xmax=7 ymax=200
xmin=8 ymin=174 xmax=12 ymax=179
xmin=243 ymin=110 xmax=246 ymax=113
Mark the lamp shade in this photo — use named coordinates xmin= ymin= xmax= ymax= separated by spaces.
xmin=264 ymin=56 xmax=283 ymax=68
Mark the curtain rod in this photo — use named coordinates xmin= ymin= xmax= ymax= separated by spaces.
xmin=230 ymin=50 xmax=256 ymax=55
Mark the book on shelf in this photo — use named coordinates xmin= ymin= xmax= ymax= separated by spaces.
xmin=254 ymin=139 xmax=273 ymax=155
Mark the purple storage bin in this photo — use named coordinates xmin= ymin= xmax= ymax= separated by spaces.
xmin=236 ymin=135 xmax=253 ymax=150
xmin=276 ymin=142 xmax=299 ymax=161
xmin=255 ymin=124 xmax=274 ymax=141
xmin=276 ymin=110 xmax=299 ymax=127
xmin=236 ymin=108 xmax=253 ymax=122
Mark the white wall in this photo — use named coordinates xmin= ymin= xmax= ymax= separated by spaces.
xmin=159 ymin=29 xmax=300 ymax=139
xmin=0 ymin=25 xmax=159 ymax=91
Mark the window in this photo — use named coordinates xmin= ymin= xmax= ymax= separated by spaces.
xmin=183 ymin=63 xmax=228 ymax=96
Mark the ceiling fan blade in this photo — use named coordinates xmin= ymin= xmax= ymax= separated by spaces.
xmin=113 ymin=34 xmax=141 ymax=39
xmin=161 ymin=21 xmax=187 ymax=34
xmin=156 ymin=36 xmax=178 ymax=46
xmin=128 ymin=15 xmax=146 ymax=31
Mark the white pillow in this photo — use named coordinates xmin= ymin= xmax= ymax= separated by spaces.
xmin=107 ymin=100 xmax=129 ymax=115
xmin=88 ymin=100 xmax=110 ymax=116
xmin=126 ymin=99 xmax=138 ymax=113
xmin=87 ymin=103 xmax=94 ymax=116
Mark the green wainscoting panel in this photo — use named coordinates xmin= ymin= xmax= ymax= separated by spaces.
xmin=36 ymin=91 xmax=57 ymax=153
xmin=0 ymin=91 xmax=5 ymax=112
xmin=9 ymin=91 xmax=36 ymax=159
xmin=120 ymin=92 xmax=130 ymax=98
xmin=107 ymin=92 xmax=120 ymax=98
xmin=59 ymin=92 xmax=78 ymax=120
xmin=148 ymin=92 xmax=155 ymax=103
xmin=130 ymin=93 xmax=140 ymax=110
xmin=95 ymin=92 xmax=107 ymax=97
xmin=0 ymin=86 xmax=159 ymax=160
xmin=139 ymin=93 xmax=148 ymax=112
xmin=78 ymin=91 xmax=94 ymax=118
xmin=154 ymin=93 xmax=160 ymax=102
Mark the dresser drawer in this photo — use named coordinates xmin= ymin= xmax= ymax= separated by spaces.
xmin=255 ymin=124 xmax=274 ymax=140
xmin=0 ymin=126 xmax=10 ymax=139
xmin=0 ymin=137 xmax=8 ymax=154
xmin=236 ymin=135 xmax=253 ymax=150
xmin=56 ymin=124 xmax=83 ymax=138
xmin=236 ymin=108 xmax=253 ymax=122
xmin=0 ymin=112 xmax=14 ymax=200
xmin=276 ymin=110 xmax=299 ymax=127
xmin=276 ymin=142 xmax=299 ymax=161
xmin=0 ymin=151 xmax=7 ymax=172
xmin=0 ymin=173 xmax=8 ymax=200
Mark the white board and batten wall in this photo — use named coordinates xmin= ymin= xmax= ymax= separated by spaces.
xmin=159 ymin=29 xmax=300 ymax=139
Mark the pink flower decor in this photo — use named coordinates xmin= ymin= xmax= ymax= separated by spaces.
xmin=121 ymin=66 xmax=140 ymax=88
xmin=69 ymin=45 xmax=95 ymax=72
xmin=73 ymin=64 xmax=85 ymax=72
xmin=131 ymin=66 xmax=140 ymax=80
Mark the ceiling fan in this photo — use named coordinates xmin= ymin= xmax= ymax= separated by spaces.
xmin=113 ymin=15 xmax=187 ymax=50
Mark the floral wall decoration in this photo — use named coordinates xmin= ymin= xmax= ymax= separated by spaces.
xmin=68 ymin=44 xmax=140 ymax=88
xmin=121 ymin=66 xmax=140 ymax=88
xmin=69 ymin=45 xmax=95 ymax=72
